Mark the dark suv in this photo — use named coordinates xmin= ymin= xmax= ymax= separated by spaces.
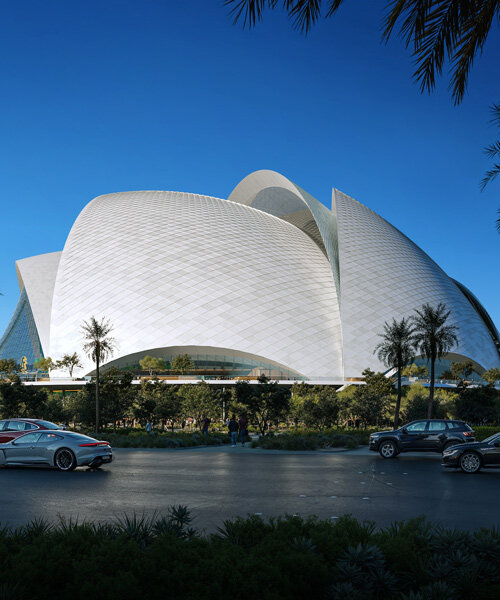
xmin=369 ymin=419 xmax=475 ymax=458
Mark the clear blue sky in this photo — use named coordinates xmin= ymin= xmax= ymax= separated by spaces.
xmin=1 ymin=0 xmax=499 ymax=334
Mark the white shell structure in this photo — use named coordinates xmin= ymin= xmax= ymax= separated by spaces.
xmin=1 ymin=170 xmax=499 ymax=378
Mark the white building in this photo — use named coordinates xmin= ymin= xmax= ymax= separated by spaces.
xmin=1 ymin=170 xmax=499 ymax=379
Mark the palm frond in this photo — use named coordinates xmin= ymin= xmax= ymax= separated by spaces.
xmin=480 ymin=163 xmax=500 ymax=191
xmin=382 ymin=1 xmax=500 ymax=105
xmin=449 ymin=0 xmax=498 ymax=104
xmin=224 ymin=0 xmax=276 ymax=28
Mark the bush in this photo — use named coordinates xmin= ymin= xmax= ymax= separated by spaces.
xmin=76 ymin=430 xmax=231 ymax=448
xmin=0 ymin=512 xmax=499 ymax=600
xmin=252 ymin=429 xmax=364 ymax=450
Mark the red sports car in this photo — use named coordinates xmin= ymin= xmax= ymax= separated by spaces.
xmin=0 ymin=419 xmax=62 ymax=443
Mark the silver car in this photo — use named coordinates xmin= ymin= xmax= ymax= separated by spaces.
xmin=0 ymin=430 xmax=113 ymax=471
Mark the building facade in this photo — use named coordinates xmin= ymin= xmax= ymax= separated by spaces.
xmin=1 ymin=170 xmax=499 ymax=379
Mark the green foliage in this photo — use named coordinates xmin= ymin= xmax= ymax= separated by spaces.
xmin=34 ymin=357 xmax=56 ymax=374
xmin=93 ymin=431 xmax=230 ymax=448
xmin=0 ymin=358 xmax=18 ymax=377
xmin=0 ymin=512 xmax=499 ymax=600
xmin=252 ymin=429 xmax=367 ymax=450
xmin=454 ymin=385 xmax=500 ymax=424
xmin=55 ymin=352 xmax=82 ymax=377
xmin=233 ymin=378 xmax=290 ymax=434
xmin=0 ymin=381 xmax=49 ymax=419
xmin=171 ymin=353 xmax=194 ymax=375
xmin=401 ymin=363 xmax=428 ymax=378
xmin=138 ymin=355 xmax=166 ymax=376
xmin=401 ymin=384 xmax=455 ymax=421
xmin=482 ymin=367 xmax=500 ymax=385
xmin=292 ymin=386 xmax=340 ymax=429
xmin=179 ymin=381 xmax=220 ymax=426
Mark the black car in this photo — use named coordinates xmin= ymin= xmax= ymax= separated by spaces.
xmin=442 ymin=432 xmax=500 ymax=473
xmin=369 ymin=419 xmax=474 ymax=458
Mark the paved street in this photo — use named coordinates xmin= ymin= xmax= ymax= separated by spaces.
xmin=1 ymin=446 xmax=498 ymax=532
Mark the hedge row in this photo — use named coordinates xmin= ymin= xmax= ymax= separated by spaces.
xmin=0 ymin=510 xmax=498 ymax=600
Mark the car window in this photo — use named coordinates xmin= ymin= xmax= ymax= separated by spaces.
xmin=24 ymin=422 xmax=38 ymax=430
xmin=0 ymin=421 xmax=6 ymax=431
xmin=5 ymin=421 xmax=26 ymax=431
xmin=38 ymin=432 xmax=63 ymax=443
xmin=406 ymin=421 xmax=427 ymax=432
xmin=428 ymin=421 xmax=447 ymax=431
xmin=35 ymin=420 xmax=61 ymax=430
xmin=14 ymin=433 xmax=41 ymax=444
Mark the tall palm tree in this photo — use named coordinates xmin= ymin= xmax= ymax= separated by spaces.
xmin=82 ymin=317 xmax=116 ymax=433
xmin=374 ymin=317 xmax=415 ymax=429
xmin=411 ymin=303 xmax=458 ymax=419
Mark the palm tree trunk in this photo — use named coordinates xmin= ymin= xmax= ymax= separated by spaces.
xmin=394 ymin=364 xmax=402 ymax=429
xmin=95 ymin=355 xmax=100 ymax=434
xmin=427 ymin=358 xmax=435 ymax=419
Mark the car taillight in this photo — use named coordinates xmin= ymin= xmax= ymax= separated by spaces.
xmin=78 ymin=442 xmax=110 ymax=447
xmin=463 ymin=431 xmax=474 ymax=437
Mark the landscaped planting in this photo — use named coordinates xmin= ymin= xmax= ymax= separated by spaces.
xmin=0 ymin=509 xmax=498 ymax=599
xmin=82 ymin=430 xmax=231 ymax=448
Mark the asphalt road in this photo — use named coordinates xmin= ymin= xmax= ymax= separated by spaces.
xmin=1 ymin=446 xmax=498 ymax=532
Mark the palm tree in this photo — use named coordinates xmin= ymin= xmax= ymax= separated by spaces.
xmin=374 ymin=317 xmax=415 ymax=429
xmin=81 ymin=317 xmax=116 ymax=433
xmin=411 ymin=303 xmax=458 ymax=419
xmin=56 ymin=352 xmax=83 ymax=378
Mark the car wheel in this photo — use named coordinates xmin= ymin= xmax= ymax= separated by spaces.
xmin=379 ymin=440 xmax=398 ymax=459
xmin=459 ymin=451 xmax=481 ymax=474
xmin=54 ymin=448 xmax=77 ymax=471
xmin=443 ymin=440 xmax=459 ymax=452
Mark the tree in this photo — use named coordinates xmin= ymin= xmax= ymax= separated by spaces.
xmin=139 ymin=355 xmax=166 ymax=377
xmin=294 ymin=386 xmax=340 ymax=429
xmin=482 ymin=367 xmax=500 ymax=385
xmin=81 ymin=316 xmax=116 ymax=433
xmin=179 ymin=382 xmax=219 ymax=427
xmin=374 ymin=317 xmax=414 ymax=429
xmin=171 ymin=354 xmax=194 ymax=375
xmin=56 ymin=353 xmax=83 ymax=377
xmin=411 ymin=303 xmax=458 ymax=419
xmin=450 ymin=359 xmax=475 ymax=383
xmin=402 ymin=363 xmax=428 ymax=378
xmin=154 ymin=384 xmax=182 ymax=431
xmin=34 ymin=357 xmax=56 ymax=376
xmin=0 ymin=358 xmax=18 ymax=378
xmin=402 ymin=384 xmax=453 ymax=422
xmin=233 ymin=377 xmax=290 ymax=434
xmin=454 ymin=385 xmax=500 ymax=424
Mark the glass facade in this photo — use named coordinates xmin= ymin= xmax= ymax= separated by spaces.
xmin=0 ymin=288 xmax=43 ymax=369
xmin=106 ymin=347 xmax=303 ymax=379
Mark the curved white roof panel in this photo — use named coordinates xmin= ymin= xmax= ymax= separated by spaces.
xmin=49 ymin=190 xmax=343 ymax=377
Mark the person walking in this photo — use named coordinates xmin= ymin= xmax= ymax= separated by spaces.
xmin=238 ymin=415 xmax=248 ymax=447
xmin=146 ymin=421 xmax=152 ymax=436
xmin=228 ymin=415 xmax=238 ymax=447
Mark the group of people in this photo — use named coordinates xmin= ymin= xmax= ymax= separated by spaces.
xmin=227 ymin=414 xmax=247 ymax=447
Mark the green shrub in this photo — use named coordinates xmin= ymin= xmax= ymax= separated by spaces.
xmin=0 ymin=512 xmax=499 ymax=600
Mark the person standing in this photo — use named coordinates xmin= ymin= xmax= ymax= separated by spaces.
xmin=238 ymin=415 xmax=248 ymax=447
xmin=201 ymin=416 xmax=211 ymax=436
xmin=146 ymin=421 xmax=152 ymax=435
xmin=228 ymin=415 xmax=238 ymax=447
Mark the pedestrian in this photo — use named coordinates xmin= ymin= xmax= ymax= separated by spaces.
xmin=228 ymin=415 xmax=238 ymax=447
xmin=201 ymin=416 xmax=211 ymax=436
xmin=146 ymin=421 xmax=152 ymax=435
xmin=238 ymin=415 xmax=248 ymax=446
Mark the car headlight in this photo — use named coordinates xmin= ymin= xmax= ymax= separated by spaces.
xmin=443 ymin=448 xmax=460 ymax=456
